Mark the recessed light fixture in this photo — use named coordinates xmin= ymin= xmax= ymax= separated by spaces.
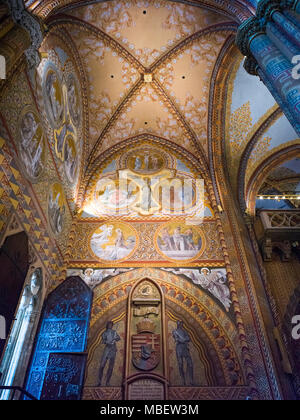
xmin=143 ymin=10 xmax=147 ymax=14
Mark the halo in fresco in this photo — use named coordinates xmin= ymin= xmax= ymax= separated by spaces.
xmin=66 ymin=73 xmax=81 ymax=127
xmin=64 ymin=134 xmax=78 ymax=184
xmin=17 ymin=107 xmax=45 ymax=181
xmin=126 ymin=148 xmax=166 ymax=174
xmin=43 ymin=66 xmax=64 ymax=129
xmin=155 ymin=222 xmax=205 ymax=262
xmin=48 ymin=183 xmax=66 ymax=235
xmin=90 ymin=222 xmax=138 ymax=262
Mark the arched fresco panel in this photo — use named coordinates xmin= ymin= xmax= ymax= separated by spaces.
xmin=81 ymin=268 xmax=247 ymax=400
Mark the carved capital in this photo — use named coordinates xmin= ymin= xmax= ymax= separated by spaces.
xmin=256 ymin=0 xmax=282 ymax=21
xmin=5 ymin=0 xmax=44 ymax=71
xmin=236 ymin=17 xmax=262 ymax=57
xmin=236 ymin=0 xmax=300 ymax=76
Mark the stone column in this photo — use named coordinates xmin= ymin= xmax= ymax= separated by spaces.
xmin=236 ymin=0 xmax=300 ymax=136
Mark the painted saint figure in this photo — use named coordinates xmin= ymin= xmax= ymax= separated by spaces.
xmin=98 ymin=321 xmax=120 ymax=387
xmin=19 ymin=112 xmax=44 ymax=179
xmin=172 ymin=320 xmax=194 ymax=386
xmin=45 ymin=72 xmax=63 ymax=126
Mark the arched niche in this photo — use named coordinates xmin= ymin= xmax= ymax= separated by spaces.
xmin=24 ymin=276 xmax=93 ymax=400
xmin=125 ymin=278 xmax=167 ymax=400
xmin=82 ymin=268 xmax=246 ymax=400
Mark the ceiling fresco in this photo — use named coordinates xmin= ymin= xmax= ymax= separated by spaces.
xmin=47 ymin=1 xmax=234 ymax=170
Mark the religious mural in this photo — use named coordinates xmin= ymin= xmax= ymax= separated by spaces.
xmin=127 ymin=148 xmax=166 ymax=174
xmin=64 ymin=134 xmax=78 ymax=184
xmin=48 ymin=183 xmax=66 ymax=235
xmin=161 ymin=268 xmax=231 ymax=312
xmin=66 ymin=73 xmax=81 ymax=128
xmin=17 ymin=107 xmax=45 ymax=181
xmin=155 ymin=223 xmax=205 ymax=262
xmin=83 ymin=142 xmax=206 ymax=221
xmin=43 ymin=66 xmax=64 ymax=129
xmin=89 ymin=223 xmax=138 ymax=262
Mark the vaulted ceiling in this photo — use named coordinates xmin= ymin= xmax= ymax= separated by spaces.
xmin=35 ymin=0 xmax=238 ymax=199
xmin=23 ymin=0 xmax=299 ymax=214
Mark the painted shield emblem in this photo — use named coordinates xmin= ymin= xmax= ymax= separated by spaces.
xmin=132 ymin=334 xmax=160 ymax=371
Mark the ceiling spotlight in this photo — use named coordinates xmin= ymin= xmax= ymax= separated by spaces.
xmin=259 ymin=196 xmax=263 ymax=200
xmin=275 ymin=196 xmax=279 ymax=200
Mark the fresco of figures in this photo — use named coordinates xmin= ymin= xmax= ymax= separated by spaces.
xmin=156 ymin=223 xmax=205 ymax=261
xmin=94 ymin=178 xmax=139 ymax=212
xmin=162 ymin=268 xmax=232 ymax=312
xmin=66 ymin=73 xmax=80 ymax=127
xmin=90 ymin=223 xmax=137 ymax=262
xmin=43 ymin=67 xmax=64 ymax=129
xmin=48 ymin=183 xmax=66 ymax=235
xmin=64 ymin=135 xmax=78 ymax=183
xmin=67 ymin=267 xmax=135 ymax=289
xmin=127 ymin=148 xmax=165 ymax=174
xmin=18 ymin=109 xmax=45 ymax=180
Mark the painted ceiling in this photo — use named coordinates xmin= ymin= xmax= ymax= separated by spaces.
xmin=18 ymin=0 xmax=299 ymax=226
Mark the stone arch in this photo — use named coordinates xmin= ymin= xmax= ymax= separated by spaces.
xmin=86 ymin=267 xmax=245 ymax=394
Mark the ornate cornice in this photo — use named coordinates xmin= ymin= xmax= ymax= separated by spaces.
xmin=6 ymin=0 xmax=44 ymax=70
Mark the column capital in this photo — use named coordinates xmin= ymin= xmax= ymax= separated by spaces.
xmin=236 ymin=17 xmax=263 ymax=56
xmin=5 ymin=0 xmax=44 ymax=71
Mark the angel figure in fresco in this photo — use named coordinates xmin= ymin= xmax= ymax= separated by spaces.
xmin=90 ymin=225 xmax=114 ymax=251
xmin=191 ymin=268 xmax=232 ymax=312
xmin=83 ymin=268 xmax=104 ymax=289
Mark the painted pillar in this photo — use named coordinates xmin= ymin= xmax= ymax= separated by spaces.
xmin=236 ymin=0 xmax=300 ymax=136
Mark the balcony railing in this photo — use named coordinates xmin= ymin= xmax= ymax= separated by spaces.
xmin=259 ymin=210 xmax=300 ymax=241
